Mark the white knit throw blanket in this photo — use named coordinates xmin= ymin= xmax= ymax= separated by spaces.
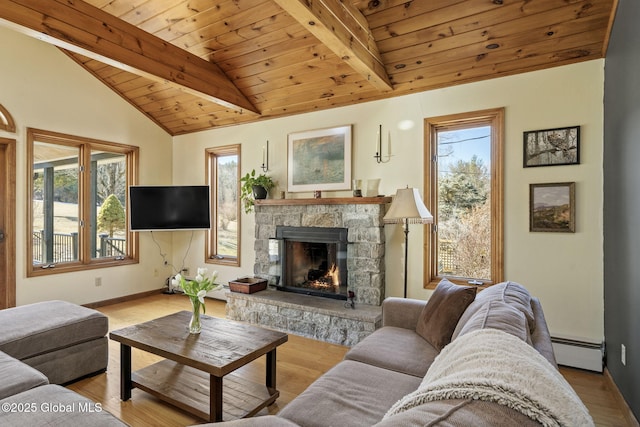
xmin=385 ymin=329 xmax=594 ymax=427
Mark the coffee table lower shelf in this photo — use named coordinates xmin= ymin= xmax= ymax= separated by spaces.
xmin=132 ymin=359 xmax=279 ymax=422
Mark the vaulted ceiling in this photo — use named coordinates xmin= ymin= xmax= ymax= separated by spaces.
xmin=0 ymin=0 xmax=617 ymax=135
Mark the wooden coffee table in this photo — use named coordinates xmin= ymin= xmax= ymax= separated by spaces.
xmin=109 ymin=311 xmax=288 ymax=422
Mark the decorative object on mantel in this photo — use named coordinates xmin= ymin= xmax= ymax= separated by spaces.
xmin=529 ymin=182 xmax=575 ymax=233
xmin=374 ymin=124 xmax=391 ymax=163
xmin=384 ymin=187 xmax=434 ymax=298
xmin=261 ymin=140 xmax=269 ymax=172
xmin=172 ymin=268 xmax=222 ymax=333
xmin=366 ymin=178 xmax=381 ymax=197
xmin=523 ymin=126 xmax=580 ymax=167
xmin=287 ymin=125 xmax=352 ymax=192
xmin=352 ymin=179 xmax=362 ymax=197
xmin=240 ymin=169 xmax=276 ymax=213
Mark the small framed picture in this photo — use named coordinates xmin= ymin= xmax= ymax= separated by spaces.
xmin=523 ymin=126 xmax=580 ymax=167
xmin=287 ymin=125 xmax=352 ymax=192
xmin=529 ymin=182 xmax=575 ymax=232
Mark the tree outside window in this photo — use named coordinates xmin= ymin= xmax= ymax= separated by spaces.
xmin=206 ymin=145 xmax=240 ymax=266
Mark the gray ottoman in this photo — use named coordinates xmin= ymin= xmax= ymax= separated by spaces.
xmin=0 ymin=384 xmax=128 ymax=426
xmin=0 ymin=300 xmax=108 ymax=384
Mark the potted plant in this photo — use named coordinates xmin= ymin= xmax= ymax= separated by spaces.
xmin=240 ymin=169 xmax=275 ymax=213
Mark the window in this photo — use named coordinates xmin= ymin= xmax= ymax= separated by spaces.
xmin=424 ymin=108 xmax=504 ymax=288
xmin=27 ymin=128 xmax=138 ymax=276
xmin=206 ymin=145 xmax=240 ymax=266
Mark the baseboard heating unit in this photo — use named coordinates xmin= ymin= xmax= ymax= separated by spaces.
xmin=551 ymin=337 xmax=604 ymax=372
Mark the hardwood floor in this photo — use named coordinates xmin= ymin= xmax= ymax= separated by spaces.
xmin=67 ymin=293 xmax=635 ymax=426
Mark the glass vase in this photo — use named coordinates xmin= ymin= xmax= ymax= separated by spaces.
xmin=189 ymin=297 xmax=202 ymax=334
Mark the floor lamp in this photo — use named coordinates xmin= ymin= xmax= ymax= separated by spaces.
xmin=383 ymin=187 xmax=433 ymax=298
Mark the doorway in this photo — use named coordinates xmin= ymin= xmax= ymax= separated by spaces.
xmin=0 ymin=137 xmax=16 ymax=308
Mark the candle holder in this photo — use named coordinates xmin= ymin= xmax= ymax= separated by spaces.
xmin=373 ymin=124 xmax=391 ymax=163
xmin=261 ymin=140 xmax=269 ymax=172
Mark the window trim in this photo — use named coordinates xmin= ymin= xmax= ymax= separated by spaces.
xmin=205 ymin=144 xmax=241 ymax=267
xmin=26 ymin=128 xmax=139 ymax=277
xmin=423 ymin=108 xmax=504 ymax=289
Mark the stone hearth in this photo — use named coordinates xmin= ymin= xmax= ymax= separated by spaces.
xmin=226 ymin=290 xmax=381 ymax=346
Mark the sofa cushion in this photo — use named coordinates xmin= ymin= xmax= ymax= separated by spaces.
xmin=457 ymin=300 xmax=532 ymax=343
xmin=0 ymin=384 xmax=127 ymax=426
xmin=344 ymin=326 xmax=439 ymax=377
xmin=278 ymin=360 xmax=422 ymax=427
xmin=0 ymin=351 xmax=48 ymax=400
xmin=415 ymin=279 xmax=477 ymax=351
xmin=452 ymin=281 xmax=534 ymax=340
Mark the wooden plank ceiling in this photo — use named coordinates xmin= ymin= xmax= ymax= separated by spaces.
xmin=0 ymin=0 xmax=617 ymax=135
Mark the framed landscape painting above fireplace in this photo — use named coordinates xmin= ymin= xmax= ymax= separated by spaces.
xmin=287 ymin=125 xmax=352 ymax=192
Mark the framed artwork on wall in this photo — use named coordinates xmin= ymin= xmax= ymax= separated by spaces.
xmin=529 ymin=182 xmax=575 ymax=232
xmin=523 ymin=126 xmax=580 ymax=167
xmin=287 ymin=125 xmax=352 ymax=192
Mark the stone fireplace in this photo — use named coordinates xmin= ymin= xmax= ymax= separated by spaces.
xmin=253 ymin=197 xmax=390 ymax=305
xmin=225 ymin=197 xmax=391 ymax=346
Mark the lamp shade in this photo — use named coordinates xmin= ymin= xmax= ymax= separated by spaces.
xmin=383 ymin=187 xmax=433 ymax=224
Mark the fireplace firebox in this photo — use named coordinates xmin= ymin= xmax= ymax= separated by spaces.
xmin=274 ymin=226 xmax=348 ymax=300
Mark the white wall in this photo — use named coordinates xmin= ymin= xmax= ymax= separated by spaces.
xmin=174 ymin=60 xmax=605 ymax=344
xmin=0 ymin=27 xmax=174 ymax=305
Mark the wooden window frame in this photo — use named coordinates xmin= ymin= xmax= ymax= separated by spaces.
xmin=423 ymin=108 xmax=504 ymax=289
xmin=205 ymin=144 xmax=241 ymax=267
xmin=26 ymin=128 xmax=139 ymax=277
xmin=1 ymin=137 xmax=16 ymax=308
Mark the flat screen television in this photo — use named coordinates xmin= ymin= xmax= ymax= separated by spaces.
xmin=129 ymin=185 xmax=211 ymax=231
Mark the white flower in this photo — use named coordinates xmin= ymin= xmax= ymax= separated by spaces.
xmin=195 ymin=267 xmax=209 ymax=283
xmin=196 ymin=289 xmax=207 ymax=304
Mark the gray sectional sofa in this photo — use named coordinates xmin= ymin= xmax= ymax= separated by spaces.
xmin=0 ymin=300 xmax=126 ymax=426
xmin=206 ymin=280 xmax=594 ymax=426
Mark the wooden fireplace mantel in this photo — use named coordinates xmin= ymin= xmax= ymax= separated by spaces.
xmin=255 ymin=196 xmax=391 ymax=206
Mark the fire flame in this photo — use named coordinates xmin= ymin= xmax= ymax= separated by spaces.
xmin=327 ymin=264 xmax=340 ymax=290
xmin=306 ymin=264 xmax=340 ymax=292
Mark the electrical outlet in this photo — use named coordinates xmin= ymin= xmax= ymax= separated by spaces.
xmin=95 ymin=277 xmax=102 ymax=287
xmin=153 ymin=268 xmax=159 ymax=277
xmin=621 ymin=344 xmax=626 ymax=366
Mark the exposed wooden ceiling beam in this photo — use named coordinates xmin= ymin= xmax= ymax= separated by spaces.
xmin=0 ymin=0 xmax=259 ymax=115
xmin=274 ymin=0 xmax=393 ymax=92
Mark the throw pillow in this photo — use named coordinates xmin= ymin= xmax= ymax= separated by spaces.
xmin=415 ymin=278 xmax=477 ymax=350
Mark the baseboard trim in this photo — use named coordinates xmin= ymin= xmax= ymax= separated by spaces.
xmin=605 ymin=368 xmax=639 ymax=426
xmin=82 ymin=288 xmax=165 ymax=309
xmin=551 ymin=336 xmax=603 ymax=372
